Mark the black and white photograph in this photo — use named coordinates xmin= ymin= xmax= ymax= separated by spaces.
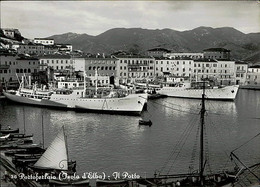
xmin=0 ymin=1 xmax=260 ymax=186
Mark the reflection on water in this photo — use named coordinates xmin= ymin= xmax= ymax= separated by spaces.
xmin=0 ymin=89 xmax=259 ymax=180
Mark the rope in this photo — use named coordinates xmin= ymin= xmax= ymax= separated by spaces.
xmin=148 ymin=99 xmax=199 ymax=115
xmin=232 ymin=132 xmax=260 ymax=153
xmin=189 ymin=121 xmax=200 ymax=173
xmin=159 ymin=114 xmax=199 ymax=174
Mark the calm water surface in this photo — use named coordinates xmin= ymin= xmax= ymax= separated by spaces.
xmin=0 ymin=89 xmax=259 ymax=180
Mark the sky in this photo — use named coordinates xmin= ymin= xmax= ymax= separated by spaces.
xmin=1 ymin=1 xmax=260 ymax=39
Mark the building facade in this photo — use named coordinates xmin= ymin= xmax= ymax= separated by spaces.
xmin=18 ymin=43 xmax=45 ymax=55
xmin=126 ymin=56 xmax=154 ymax=83
xmin=147 ymin=48 xmax=171 ymax=57
xmin=246 ymin=65 xmax=260 ymax=85
xmin=34 ymin=38 xmax=55 ymax=46
xmin=38 ymin=54 xmax=73 ymax=72
xmin=0 ymin=53 xmax=40 ymax=87
xmin=193 ymin=59 xmax=218 ymax=82
xmin=217 ymin=60 xmax=236 ymax=85
xmin=165 ymin=52 xmax=204 ymax=60
xmin=235 ymin=61 xmax=248 ymax=85
xmin=203 ymin=48 xmax=231 ymax=60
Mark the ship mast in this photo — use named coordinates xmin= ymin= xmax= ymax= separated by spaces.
xmin=199 ymin=81 xmax=206 ymax=185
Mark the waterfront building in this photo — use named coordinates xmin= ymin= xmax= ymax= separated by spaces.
xmin=164 ymin=52 xmax=204 ymax=60
xmin=85 ymin=57 xmax=118 ymax=85
xmin=193 ymin=58 xmax=218 ymax=82
xmin=147 ymin=48 xmax=171 ymax=57
xmin=217 ymin=60 xmax=236 ymax=85
xmin=171 ymin=57 xmax=194 ymax=78
xmin=0 ymin=53 xmax=40 ymax=88
xmin=154 ymin=57 xmax=173 ymax=77
xmin=203 ymin=48 xmax=231 ymax=60
xmin=235 ymin=61 xmax=248 ymax=85
xmin=126 ymin=55 xmax=154 ymax=83
xmin=34 ymin=38 xmax=54 ymax=46
xmin=38 ymin=54 xmax=73 ymax=72
xmin=114 ymin=56 xmax=129 ymax=84
xmin=246 ymin=65 xmax=260 ymax=85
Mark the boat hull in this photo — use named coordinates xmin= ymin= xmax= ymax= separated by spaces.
xmin=157 ymin=85 xmax=239 ymax=100
xmin=3 ymin=91 xmax=148 ymax=115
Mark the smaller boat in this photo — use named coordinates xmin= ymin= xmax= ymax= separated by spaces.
xmin=14 ymin=153 xmax=42 ymax=159
xmin=8 ymin=134 xmax=33 ymax=143
xmin=139 ymin=120 xmax=152 ymax=126
xmin=0 ymin=128 xmax=19 ymax=134
xmin=0 ymin=134 xmax=10 ymax=141
xmin=4 ymin=147 xmax=45 ymax=156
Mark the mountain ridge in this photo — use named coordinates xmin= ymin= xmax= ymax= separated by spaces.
xmin=48 ymin=27 xmax=260 ymax=62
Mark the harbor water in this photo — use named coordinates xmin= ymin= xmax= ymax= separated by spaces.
xmin=0 ymin=89 xmax=259 ymax=180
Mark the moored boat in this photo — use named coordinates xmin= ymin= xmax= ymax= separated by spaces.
xmin=0 ymin=128 xmax=19 ymax=134
xmin=157 ymin=82 xmax=239 ymax=100
xmin=139 ymin=120 xmax=152 ymax=126
xmin=3 ymin=83 xmax=148 ymax=115
xmin=152 ymin=81 xmax=241 ymax=186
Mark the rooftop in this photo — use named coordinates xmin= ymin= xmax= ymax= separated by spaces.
xmin=34 ymin=38 xmax=54 ymax=40
xmin=37 ymin=54 xmax=71 ymax=59
xmin=194 ymin=58 xmax=217 ymax=62
xmin=203 ymin=48 xmax=231 ymax=52
xmin=147 ymin=48 xmax=171 ymax=52
xmin=235 ymin=61 xmax=248 ymax=65
xmin=114 ymin=55 xmax=154 ymax=59
xmin=249 ymin=65 xmax=260 ymax=68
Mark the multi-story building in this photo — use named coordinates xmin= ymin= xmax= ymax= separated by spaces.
xmin=114 ymin=56 xmax=130 ymax=84
xmin=18 ymin=43 xmax=45 ymax=55
xmin=246 ymin=65 xmax=260 ymax=85
xmin=172 ymin=57 xmax=194 ymax=78
xmin=85 ymin=57 xmax=118 ymax=85
xmin=38 ymin=54 xmax=73 ymax=72
xmin=193 ymin=58 xmax=218 ymax=82
xmin=154 ymin=57 xmax=173 ymax=77
xmin=147 ymin=48 xmax=171 ymax=57
xmin=34 ymin=38 xmax=54 ymax=46
xmin=218 ymin=60 xmax=236 ymax=85
xmin=203 ymin=48 xmax=231 ymax=60
xmin=0 ymin=53 xmax=40 ymax=87
xmin=164 ymin=52 xmax=204 ymax=60
xmin=126 ymin=56 xmax=154 ymax=83
xmin=235 ymin=61 xmax=248 ymax=85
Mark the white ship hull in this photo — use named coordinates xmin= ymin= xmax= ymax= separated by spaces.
xmin=3 ymin=91 xmax=148 ymax=115
xmin=157 ymin=85 xmax=239 ymax=100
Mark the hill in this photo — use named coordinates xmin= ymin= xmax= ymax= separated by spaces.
xmin=48 ymin=27 xmax=260 ymax=62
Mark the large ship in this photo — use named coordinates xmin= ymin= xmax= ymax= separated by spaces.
xmin=157 ymin=81 xmax=239 ymax=100
xmin=3 ymin=81 xmax=148 ymax=115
